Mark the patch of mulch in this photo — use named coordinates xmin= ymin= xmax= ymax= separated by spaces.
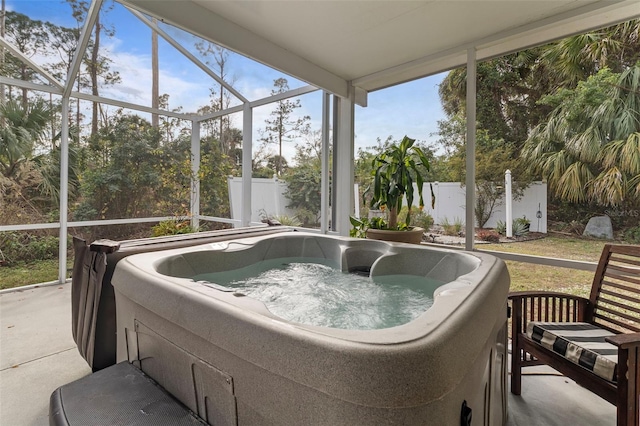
xmin=424 ymin=229 xmax=547 ymax=245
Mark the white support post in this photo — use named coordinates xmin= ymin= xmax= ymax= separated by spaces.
xmin=320 ymin=92 xmax=330 ymax=233
xmin=273 ymin=175 xmax=280 ymax=216
xmin=241 ymin=103 xmax=253 ymax=227
xmin=334 ymin=92 xmax=355 ymax=236
xmin=190 ymin=121 xmax=200 ymax=230
xmin=505 ymin=169 xmax=513 ymax=238
xmin=58 ymin=98 xmax=70 ymax=283
xmin=465 ymin=48 xmax=477 ymax=251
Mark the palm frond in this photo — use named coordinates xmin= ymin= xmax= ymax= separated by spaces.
xmin=587 ymin=166 xmax=626 ymax=206
xmin=556 ymin=161 xmax=593 ymax=203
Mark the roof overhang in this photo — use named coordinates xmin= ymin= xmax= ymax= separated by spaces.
xmin=121 ymin=0 xmax=640 ymax=105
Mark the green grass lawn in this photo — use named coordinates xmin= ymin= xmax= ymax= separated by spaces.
xmin=0 ymin=259 xmax=72 ymax=290
xmin=481 ymin=235 xmax=607 ymax=297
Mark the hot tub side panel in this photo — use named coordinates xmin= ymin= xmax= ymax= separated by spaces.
xmin=111 ymin=246 xmax=509 ymax=425
xmin=114 ymin=291 xmax=508 ymax=426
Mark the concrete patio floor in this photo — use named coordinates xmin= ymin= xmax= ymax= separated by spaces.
xmin=1 ymin=283 xmax=616 ymax=425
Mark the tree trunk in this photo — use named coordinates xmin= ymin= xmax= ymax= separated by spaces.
xmin=151 ymin=18 xmax=159 ymax=128
xmin=388 ymin=207 xmax=398 ymax=229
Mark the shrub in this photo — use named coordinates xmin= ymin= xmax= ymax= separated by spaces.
xmin=566 ymin=220 xmax=585 ymax=235
xmin=411 ymin=210 xmax=434 ymax=230
xmin=495 ymin=218 xmax=529 ymax=237
xmin=624 ymin=226 xmax=640 ymax=244
xmin=442 ymin=217 xmax=464 ymax=236
xmin=0 ymin=232 xmax=60 ymax=265
xmin=273 ymin=215 xmax=302 ymax=227
xmin=477 ymin=229 xmax=500 ymax=243
xmin=512 ymin=220 xmax=530 ymax=237
xmin=151 ymin=219 xmax=197 ymax=237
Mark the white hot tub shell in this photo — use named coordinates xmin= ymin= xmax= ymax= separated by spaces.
xmin=111 ymin=232 xmax=510 ymax=425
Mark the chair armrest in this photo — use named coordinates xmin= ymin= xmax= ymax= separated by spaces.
xmin=509 ymin=290 xmax=589 ymax=303
xmin=509 ymin=291 xmax=591 ymax=336
xmin=606 ymin=332 xmax=640 ymax=350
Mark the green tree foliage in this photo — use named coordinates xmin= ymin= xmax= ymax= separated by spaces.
xmin=366 ymin=136 xmax=432 ymax=229
xmin=522 ymin=64 xmax=640 ymax=208
xmin=199 ymin=135 xmax=235 ymax=217
xmin=195 ymin=42 xmax=237 ymax=155
xmin=75 ymin=113 xmax=162 ymax=220
xmin=0 ymin=99 xmax=50 ymax=179
xmin=0 ymin=99 xmax=79 ymax=224
xmin=283 ymin=132 xmax=324 ymax=227
xmin=538 ymin=21 xmax=640 ymax=87
xmin=3 ymin=12 xmax=48 ymax=103
xmin=355 ymin=136 xmax=437 ymax=219
xmin=74 ymin=112 xmax=238 ymax=223
xmin=260 ymin=78 xmax=310 ymax=175
xmin=66 ymin=0 xmax=120 ymax=137
xmin=439 ymin=21 xmax=640 ymax=149
xmin=435 ymin=116 xmax=529 ymax=227
xmin=436 ymin=20 xmax=640 ymax=226
xmin=439 ymin=53 xmax=548 ymax=145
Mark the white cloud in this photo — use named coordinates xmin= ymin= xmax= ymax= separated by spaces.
xmin=99 ymin=43 xmax=211 ymax=114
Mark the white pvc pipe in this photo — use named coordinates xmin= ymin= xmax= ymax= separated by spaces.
xmin=505 ymin=169 xmax=513 ymax=238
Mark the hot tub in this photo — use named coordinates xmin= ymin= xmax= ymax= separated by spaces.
xmin=111 ymin=232 xmax=509 ymax=425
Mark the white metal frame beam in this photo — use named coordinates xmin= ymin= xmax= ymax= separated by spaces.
xmin=352 ymin=0 xmax=640 ymax=92
xmin=125 ymin=6 xmax=249 ymax=104
xmin=193 ymin=85 xmax=318 ymax=122
xmin=320 ymin=92 xmax=330 ymax=234
xmin=190 ymin=120 xmax=200 ymax=230
xmin=0 ymin=76 xmax=195 ymax=120
xmin=0 ymin=37 xmax=63 ymax=89
xmin=333 ymin=91 xmax=355 ymax=236
xmin=464 ymin=49 xmax=477 ymax=251
xmin=241 ymin=103 xmax=253 ymax=227
xmin=56 ymin=0 xmax=101 ymax=283
xmin=63 ymin=0 xmax=102 ymax=97
xmin=121 ymin=0 xmax=349 ymax=100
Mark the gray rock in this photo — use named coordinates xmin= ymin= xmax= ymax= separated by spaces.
xmin=583 ymin=216 xmax=613 ymax=239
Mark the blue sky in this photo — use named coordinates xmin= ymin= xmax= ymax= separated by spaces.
xmin=8 ymin=0 xmax=447 ymax=162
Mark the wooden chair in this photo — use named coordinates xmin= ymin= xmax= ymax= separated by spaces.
xmin=509 ymin=244 xmax=640 ymax=426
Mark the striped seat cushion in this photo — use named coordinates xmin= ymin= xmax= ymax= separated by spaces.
xmin=526 ymin=322 xmax=618 ymax=382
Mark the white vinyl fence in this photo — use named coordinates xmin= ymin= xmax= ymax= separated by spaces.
xmin=229 ymin=177 xmax=547 ymax=233
xmin=228 ymin=177 xmax=295 ymax=224
xmin=425 ymin=182 xmax=547 ymax=233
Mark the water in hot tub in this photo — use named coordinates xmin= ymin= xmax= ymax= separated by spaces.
xmin=192 ymin=258 xmax=442 ymax=330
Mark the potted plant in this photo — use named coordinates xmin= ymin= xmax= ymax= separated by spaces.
xmin=352 ymin=136 xmax=434 ymax=244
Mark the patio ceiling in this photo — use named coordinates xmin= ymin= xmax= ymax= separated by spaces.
xmin=121 ymin=0 xmax=640 ymax=104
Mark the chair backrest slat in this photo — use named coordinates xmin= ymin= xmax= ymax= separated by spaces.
xmin=593 ymin=313 xmax=640 ymax=333
xmin=600 ymin=288 xmax=640 ymax=305
xmin=590 ymin=244 xmax=640 ymax=333
xmin=609 ymin=255 xmax=640 ymax=268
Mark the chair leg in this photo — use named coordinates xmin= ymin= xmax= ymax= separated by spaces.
xmin=511 ymin=335 xmax=522 ymax=395
xmin=616 ymin=346 xmax=640 ymax=426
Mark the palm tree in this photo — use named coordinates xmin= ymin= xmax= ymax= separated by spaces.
xmin=0 ymin=99 xmax=50 ymax=179
xmin=522 ymin=63 xmax=640 ymax=207
xmin=538 ymin=20 xmax=640 ymax=87
xmin=0 ymin=99 xmax=79 ymax=203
